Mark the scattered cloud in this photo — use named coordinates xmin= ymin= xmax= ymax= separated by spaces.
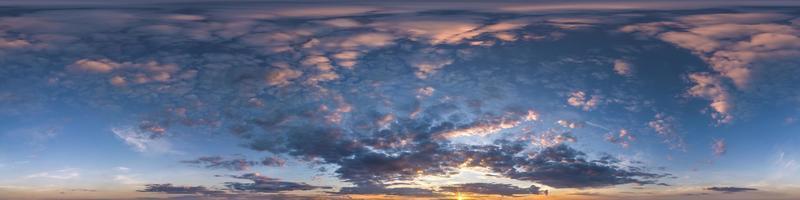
xmin=567 ymin=91 xmax=603 ymax=111
xmin=648 ymin=113 xmax=686 ymax=150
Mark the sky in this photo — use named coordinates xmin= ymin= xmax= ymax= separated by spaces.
xmin=1 ymin=0 xmax=800 ymax=200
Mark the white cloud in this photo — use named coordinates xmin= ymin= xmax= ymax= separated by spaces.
xmin=114 ymin=166 xmax=131 ymax=172
xmin=26 ymin=168 xmax=79 ymax=180
xmin=114 ymin=174 xmax=141 ymax=185
xmin=111 ymin=127 xmax=174 ymax=154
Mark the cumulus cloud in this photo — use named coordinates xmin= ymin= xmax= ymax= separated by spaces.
xmin=687 ymin=73 xmax=734 ymax=123
xmin=623 ymin=12 xmax=800 ymax=124
xmin=620 ymin=11 xmax=800 ymax=126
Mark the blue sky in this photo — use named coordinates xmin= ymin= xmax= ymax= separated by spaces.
xmin=1 ymin=1 xmax=800 ymax=199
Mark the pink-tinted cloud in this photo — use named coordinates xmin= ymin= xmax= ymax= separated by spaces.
xmin=712 ymin=138 xmax=727 ymax=157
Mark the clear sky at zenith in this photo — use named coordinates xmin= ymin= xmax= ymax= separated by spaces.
xmin=1 ymin=0 xmax=800 ymax=200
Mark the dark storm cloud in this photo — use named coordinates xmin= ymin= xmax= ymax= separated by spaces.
xmin=244 ymin=107 xmax=668 ymax=188
xmin=138 ymin=183 xmax=224 ymax=195
xmin=500 ymin=144 xmax=668 ymax=188
xmin=439 ymin=183 xmax=544 ymax=196
xmin=224 ymin=173 xmax=332 ymax=193
xmin=182 ymin=156 xmax=258 ymax=171
xmin=706 ymin=186 xmax=758 ymax=193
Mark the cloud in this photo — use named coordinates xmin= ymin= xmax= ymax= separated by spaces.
xmin=182 ymin=156 xmax=258 ymax=171
xmin=648 ymin=113 xmax=685 ymax=150
xmin=437 ymin=111 xmax=536 ymax=139
xmin=67 ymin=59 xmax=120 ymax=73
xmin=138 ymin=183 xmax=224 ymax=195
xmin=25 ymin=168 xmax=79 ymax=180
xmin=225 ymin=173 xmax=332 ymax=193
xmin=265 ymin=68 xmax=303 ymax=86
xmin=687 ymin=73 xmax=734 ymax=124
xmin=621 ymin=11 xmax=800 ymax=123
xmin=0 ymin=4 xmax=703 ymax=196
xmin=0 ymin=38 xmax=31 ymax=49
xmin=114 ymin=175 xmax=142 ymax=185
xmin=438 ymin=183 xmax=544 ymax=196
xmin=235 ymin=99 xmax=665 ymax=190
xmin=676 ymin=13 xmax=792 ymax=26
xmin=111 ymin=127 xmax=174 ymax=153
xmin=705 ymin=186 xmax=757 ymax=193
xmin=114 ymin=166 xmax=131 ymax=172
xmin=567 ymin=91 xmax=603 ymax=111
xmin=712 ymin=138 xmax=727 ymax=157
xmin=335 ymin=184 xmax=437 ymax=196
xmin=260 ymin=156 xmax=286 ymax=167
xmin=498 ymin=144 xmax=667 ymax=188
xmin=613 ymin=59 xmax=634 ymax=76
xmin=605 ymin=129 xmax=635 ymax=148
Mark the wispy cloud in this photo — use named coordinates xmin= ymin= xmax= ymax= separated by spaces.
xmin=111 ymin=127 xmax=176 ymax=154
xmin=25 ymin=168 xmax=79 ymax=180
